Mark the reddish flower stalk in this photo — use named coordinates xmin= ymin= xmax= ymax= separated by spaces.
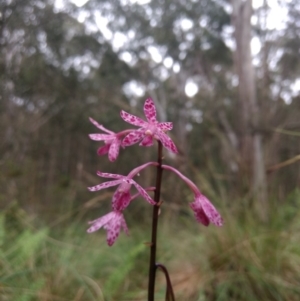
xmin=148 ymin=141 xmax=164 ymax=301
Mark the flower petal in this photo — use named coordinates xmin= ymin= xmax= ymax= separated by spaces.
xmin=89 ymin=133 xmax=113 ymax=141
xmin=108 ymin=139 xmax=121 ymax=162
xmin=122 ymin=129 xmax=144 ymax=146
xmin=200 ymin=195 xmax=223 ymax=226
xmin=89 ymin=117 xmax=114 ymax=134
xmin=105 ymin=211 xmax=126 ymax=246
xmin=88 ymin=179 xmax=122 ymax=192
xmin=130 ymin=180 xmax=156 ymax=205
xmin=140 ymin=135 xmax=154 ymax=147
xmin=112 ymin=189 xmax=131 ymax=211
xmin=106 ymin=217 xmax=122 ymax=246
xmin=190 ymin=202 xmax=210 ymax=226
xmin=96 ymin=171 xmax=123 ymax=179
xmin=155 ymin=130 xmax=178 ymax=153
xmin=87 ymin=211 xmax=128 ymax=246
xmin=87 ymin=211 xmax=115 ymax=233
xmin=120 ymin=110 xmax=147 ymax=127
xmin=97 ymin=144 xmax=110 ymax=156
xmin=158 ymin=122 xmax=173 ymax=131
xmin=143 ymin=98 xmax=157 ymax=123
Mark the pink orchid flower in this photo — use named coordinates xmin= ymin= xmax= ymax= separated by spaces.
xmin=88 ymin=171 xmax=156 ymax=210
xmin=87 ymin=211 xmax=129 ymax=246
xmin=190 ymin=194 xmax=223 ymax=227
xmin=89 ymin=117 xmax=121 ymax=162
xmin=120 ymin=98 xmax=178 ymax=153
xmin=162 ymin=164 xmax=223 ymax=227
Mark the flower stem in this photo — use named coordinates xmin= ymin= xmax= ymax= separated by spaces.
xmin=148 ymin=141 xmax=163 ymax=301
xmin=156 ymin=263 xmax=175 ymax=301
xmin=161 ymin=164 xmax=199 ymax=194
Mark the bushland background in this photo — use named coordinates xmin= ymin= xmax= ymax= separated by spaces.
xmin=1 ymin=0 xmax=300 ymax=300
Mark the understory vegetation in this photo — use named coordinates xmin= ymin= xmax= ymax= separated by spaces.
xmin=1 ymin=191 xmax=300 ymax=301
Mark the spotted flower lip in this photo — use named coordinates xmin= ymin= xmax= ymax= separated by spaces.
xmin=88 ymin=171 xmax=156 ymax=209
xmin=87 ymin=211 xmax=129 ymax=246
xmin=120 ymin=98 xmax=178 ymax=153
xmin=89 ymin=117 xmax=121 ymax=162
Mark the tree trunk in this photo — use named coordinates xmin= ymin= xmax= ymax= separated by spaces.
xmin=231 ymin=0 xmax=268 ymax=220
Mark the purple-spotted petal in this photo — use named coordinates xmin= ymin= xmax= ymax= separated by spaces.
xmin=106 ymin=212 xmax=128 ymax=246
xmin=96 ymin=171 xmax=123 ymax=179
xmin=140 ymin=135 xmax=154 ymax=147
xmin=87 ymin=211 xmax=128 ymax=246
xmin=122 ymin=129 xmax=144 ymax=146
xmin=155 ymin=130 xmax=178 ymax=153
xmin=88 ymin=179 xmax=122 ymax=192
xmin=130 ymin=180 xmax=156 ymax=205
xmin=89 ymin=133 xmax=113 ymax=141
xmin=200 ymin=195 xmax=223 ymax=226
xmin=108 ymin=139 xmax=121 ymax=162
xmin=190 ymin=202 xmax=210 ymax=226
xmin=97 ymin=144 xmax=110 ymax=156
xmin=87 ymin=211 xmax=115 ymax=232
xmin=112 ymin=178 xmax=132 ymax=210
xmin=191 ymin=194 xmax=223 ymax=227
xmin=143 ymin=98 xmax=157 ymax=123
xmin=158 ymin=122 xmax=173 ymax=131
xmin=120 ymin=111 xmax=147 ymax=127
xmin=112 ymin=189 xmax=131 ymax=211
xmin=105 ymin=217 xmax=122 ymax=246
xmin=89 ymin=117 xmax=114 ymax=134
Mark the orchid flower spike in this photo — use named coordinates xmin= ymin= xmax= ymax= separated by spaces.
xmin=120 ymin=98 xmax=178 ymax=153
xmin=87 ymin=211 xmax=129 ymax=246
xmin=89 ymin=117 xmax=121 ymax=162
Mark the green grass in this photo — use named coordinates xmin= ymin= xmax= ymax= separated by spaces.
xmin=1 ymin=198 xmax=300 ymax=301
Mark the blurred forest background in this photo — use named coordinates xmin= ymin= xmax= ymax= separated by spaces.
xmin=1 ymin=0 xmax=300 ymax=300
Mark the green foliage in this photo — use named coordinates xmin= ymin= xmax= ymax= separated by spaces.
xmin=0 ymin=210 xmax=47 ymax=301
xmin=104 ymin=243 xmax=145 ymax=298
xmin=196 ymin=204 xmax=300 ymax=301
xmin=1 ymin=198 xmax=300 ymax=301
